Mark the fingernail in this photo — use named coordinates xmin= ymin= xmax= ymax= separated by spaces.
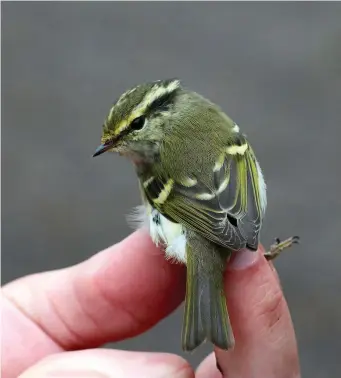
xmin=229 ymin=249 xmax=260 ymax=270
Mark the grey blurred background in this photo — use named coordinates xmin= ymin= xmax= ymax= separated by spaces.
xmin=2 ymin=2 xmax=341 ymax=377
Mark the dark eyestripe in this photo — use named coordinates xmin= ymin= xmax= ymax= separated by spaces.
xmin=115 ymin=126 xmax=131 ymax=139
xmin=105 ymin=126 xmax=131 ymax=145
xmin=145 ymin=89 xmax=179 ymax=116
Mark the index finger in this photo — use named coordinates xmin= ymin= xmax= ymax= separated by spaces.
xmin=2 ymin=230 xmax=186 ymax=377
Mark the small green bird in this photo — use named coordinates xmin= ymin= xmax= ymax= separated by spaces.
xmin=93 ymin=79 xmax=298 ymax=352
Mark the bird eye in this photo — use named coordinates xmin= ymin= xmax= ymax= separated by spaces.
xmin=130 ymin=116 xmax=145 ymax=131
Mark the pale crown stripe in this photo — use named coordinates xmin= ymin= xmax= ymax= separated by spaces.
xmin=113 ymin=80 xmax=180 ymax=135
xmin=138 ymin=80 xmax=180 ymax=113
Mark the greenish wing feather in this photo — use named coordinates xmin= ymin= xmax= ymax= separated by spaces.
xmin=143 ymin=142 xmax=264 ymax=251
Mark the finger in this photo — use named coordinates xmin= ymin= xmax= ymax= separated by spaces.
xmin=268 ymin=260 xmax=282 ymax=286
xmin=196 ymin=246 xmax=300 ymax=378
xmin=2 ymin=231 xmax=186 ymax=377
xmin=195 ymin=353 xmax=221 ymax=378
xmin=19 ymin=349 xmax=194 ymax=378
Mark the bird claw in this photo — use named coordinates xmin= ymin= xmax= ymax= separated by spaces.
xmin=264 ymin=236 xmax=300 ymax=261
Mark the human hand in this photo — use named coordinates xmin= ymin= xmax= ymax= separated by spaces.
xmin=1 ymin=230 xmax=300 ymax=377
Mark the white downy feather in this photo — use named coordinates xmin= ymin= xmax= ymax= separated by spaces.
xmin=127 ymin=205 xmax=187 ymax=263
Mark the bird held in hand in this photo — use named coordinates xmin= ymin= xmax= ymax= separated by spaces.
xmin=93 ymin=79 xmax=297 ymax=352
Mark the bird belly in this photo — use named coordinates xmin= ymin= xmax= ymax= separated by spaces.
xmin=128 ymin=204 xmax=187 ymax=263
xmin=149 ymin=208 xmax=187 ymax=263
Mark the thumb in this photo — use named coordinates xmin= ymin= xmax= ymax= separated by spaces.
xmin=19 ymin=349 xmax=194 ymax=378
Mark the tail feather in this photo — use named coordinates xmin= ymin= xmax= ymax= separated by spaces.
xmin=182 ymin=250 xmax=205 ymax=351
xmin=182 ymin=245 xmax=235 ymax=352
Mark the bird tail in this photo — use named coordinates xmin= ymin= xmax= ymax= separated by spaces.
xmin=181 ymin=244 xmax=235 ymax=352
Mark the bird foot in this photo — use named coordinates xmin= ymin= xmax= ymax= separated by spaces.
xmin=264 ymin=236 xmax=300 ymax=261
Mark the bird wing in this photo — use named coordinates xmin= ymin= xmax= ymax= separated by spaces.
xmin=141 ymin=136 xmax=266 ymax=251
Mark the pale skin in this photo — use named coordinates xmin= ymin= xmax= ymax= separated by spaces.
xmin=1 ymin=230 xmax=300 ymax=378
